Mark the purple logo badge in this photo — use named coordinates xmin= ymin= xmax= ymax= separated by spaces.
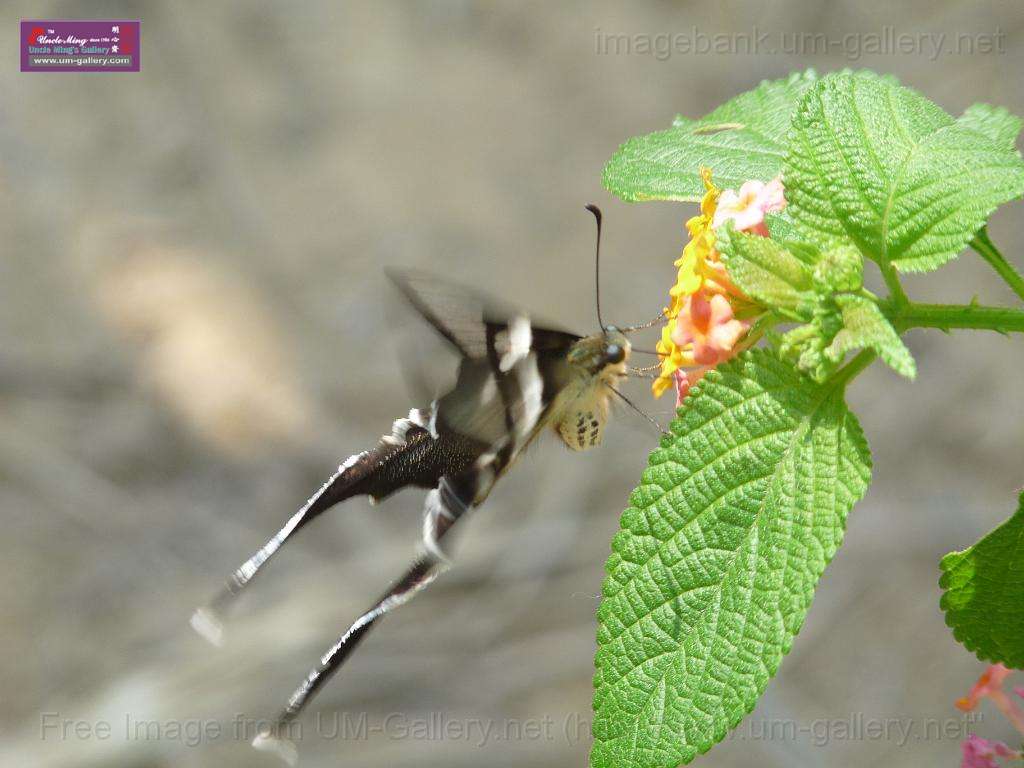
xmin=21 ymin=20 xmax=140 ymax=72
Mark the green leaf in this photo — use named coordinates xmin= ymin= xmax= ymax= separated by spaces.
xmin=828 ymin=294 xmax=916 ymax=379
xmin=603 ymin=70 xmax=817 ymax=202
xmin=940 ymin=491 xmax=1024 ymax=668
xmin=715 ymin=230 xmax=886 ymax=381
xmin=957 ymin=103 xmax=1022 ymax=151
xmin=812 ymin=245 xmax=863 ymax=293
xmin=785 ymin=70 xmax=1024 ymax=274
xmin=765 ymin=211 xmax=802 ymax=248
xmin=715 ymin=225 xmax=815 ymax=319
xmin=779 ymin=312 xmax=842 ymax=383
xmin=592 ymin=349 xmax=871 ymax=768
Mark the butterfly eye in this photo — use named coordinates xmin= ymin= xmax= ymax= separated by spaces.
xmin=604 ymin=343 xmax=625 ymax=365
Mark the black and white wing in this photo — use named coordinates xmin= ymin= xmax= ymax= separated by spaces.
xmin=388 ymin=269 xmax=581 ymax=486
xmin=246 ymin=273 xmax=589 ymax=753
xmin=195 ymin=268 xmax=601 ymax=764
xmin=195 ymin=272 xmax=583 ymax=640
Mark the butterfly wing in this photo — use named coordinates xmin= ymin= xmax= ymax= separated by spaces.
xmin=387 ymin=270 xmax=582 ymax=485
xmin=387 ymin=269 xmax=580 ymax=357
xmin=200 ymin=272 xmax=613 ymax=726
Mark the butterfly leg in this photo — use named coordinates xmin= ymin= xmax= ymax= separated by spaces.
xmin=252 ymin=473 xmax=479 ymax=762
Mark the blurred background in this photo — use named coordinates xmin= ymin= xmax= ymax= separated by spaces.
xmin=2 ymin=1 xmax=1023 ymax=767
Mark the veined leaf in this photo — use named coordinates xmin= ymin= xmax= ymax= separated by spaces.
xmin=715 ymin=225 xmax=814 ymax=319
xmin=940 ymin=491 xmax=1024 ymax=668
xmin=715 ymin=228 xmax=894 ymax=380
xmin=592 ymin=349 xmax=871 ymax=768
xmin=957 ymin=103 xmax=1023 ymax=151
xmin=765 ymin=211 xmax=802 ymax=247
xmin=828 ymin=294 xmax=916 ymax=379
xmin=785 ymin=71 xmax=1024 ymax=273
xmin=603 ymin=70 xmax=817 ymax=202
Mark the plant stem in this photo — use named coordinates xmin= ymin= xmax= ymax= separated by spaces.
xmin=879 ymin=260 xmax=909 ymax=308
xmin=829 ymin=349 xmax=877 ymax=389
xmin=883 ymin=301 xmax=1024 ymax=334
xmin=972 ymin=229 xmax=1024 ymax=304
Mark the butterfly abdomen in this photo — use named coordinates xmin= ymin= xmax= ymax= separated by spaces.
xmin=556 ymin=392 xmax=612 ymax=451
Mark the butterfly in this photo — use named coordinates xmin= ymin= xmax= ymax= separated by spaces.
xmin=190 ymin=206 xmax=662 ymax=763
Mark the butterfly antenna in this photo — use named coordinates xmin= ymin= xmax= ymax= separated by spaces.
xmin=629 ymin=362 xmax=662 ymax=374
xmin=585 ymin=204 xmax=606 ymax=331
xmin=610 ymin=385 xmax=669 ymax=436
xmin=619 ymin=312 xmax=666 ymax=333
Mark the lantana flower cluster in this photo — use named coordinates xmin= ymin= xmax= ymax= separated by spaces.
xmin=956 ymin=664 xmax=1024 ymax=768
xmin=653 ymin=169 xmax=786 ymax=405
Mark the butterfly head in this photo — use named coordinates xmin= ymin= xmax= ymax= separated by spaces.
xmin=554 ymin=326 xmax=630 ymax=451
xmin=567 ymin=326 xmax=631 ymax=378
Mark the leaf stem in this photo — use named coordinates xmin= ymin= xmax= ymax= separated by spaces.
xmin=972 ymin=229 xmax=1024 ymax=304
xmin=879 ymin=260 xmax=909 ymax=308
xmin=828 ymin=349 xmax=877 ymax=389
xmin=884 ymin=301 xmax=1024 ymax=334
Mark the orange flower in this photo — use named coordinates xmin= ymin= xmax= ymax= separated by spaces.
xmin=652 ymin=167 xmax=753 ymax=399
xmin=671 ymin=291 xmax=749 ymax=366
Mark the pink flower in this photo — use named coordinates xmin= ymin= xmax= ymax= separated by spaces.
xmin=958 ymin=665 xmax=1014 ymax=712
xmin=671 ymin=291 xmax=749 ymax=366
xmin=961 ymin=734 xmax=1016 ymax=768
xmin=957 ymin=664 xmax=1024 ymax=741
xmin=712 ymin=175 xmax=786 ymax=237
xmin=671 ymin=366 xmax=709 ymax=407
xmin=1015 ymin=686 xmax=1024 ymax=701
